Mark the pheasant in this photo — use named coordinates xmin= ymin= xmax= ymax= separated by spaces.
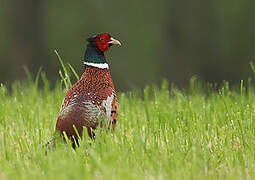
xmin=56 ymin=33 xmax=121 ymax=146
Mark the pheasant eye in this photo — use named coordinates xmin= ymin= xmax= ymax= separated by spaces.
xmin=100 ymin=38 xmax=105 ymax=41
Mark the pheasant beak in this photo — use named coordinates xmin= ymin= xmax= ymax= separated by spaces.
xmin=109 ymin=37 xmax=121 ymax=46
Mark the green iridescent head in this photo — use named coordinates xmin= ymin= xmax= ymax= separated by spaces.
xmin=84 ymin=33 xmax=121 ymax=68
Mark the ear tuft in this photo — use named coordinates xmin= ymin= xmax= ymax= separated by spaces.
xmin=87 ymin=37 xmax=94 ymax=42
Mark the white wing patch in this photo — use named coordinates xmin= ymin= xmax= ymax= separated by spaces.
xmin=102 ymin=94 xmax=114 ymax=119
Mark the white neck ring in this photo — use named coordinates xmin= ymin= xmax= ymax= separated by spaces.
xmin=84 ymin=62 xmax=109 ymax=69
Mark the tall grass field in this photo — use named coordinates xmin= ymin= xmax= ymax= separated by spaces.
xmin=1 ymin=60 xmax=255 ymax=179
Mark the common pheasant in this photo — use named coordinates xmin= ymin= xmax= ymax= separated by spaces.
xmin=56 ymin=33 xmax=121 ymax=146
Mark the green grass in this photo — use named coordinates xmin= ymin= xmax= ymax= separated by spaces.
xmin=1 ymin=61 xmax=255 ymax=179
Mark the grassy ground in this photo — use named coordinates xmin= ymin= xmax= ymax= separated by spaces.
xmin=1 ymin=70 xmax=255 ymax=179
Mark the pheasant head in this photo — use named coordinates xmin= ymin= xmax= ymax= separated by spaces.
xmin=84 ymin=33 xmax=121 ymax=69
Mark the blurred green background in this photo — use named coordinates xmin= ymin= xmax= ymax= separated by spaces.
xmin=1 ymin=0 xmax=255 ymax=91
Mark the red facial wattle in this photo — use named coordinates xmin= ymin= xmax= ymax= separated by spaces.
xmin=95 ymin=34 xmax=111 ymax=52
